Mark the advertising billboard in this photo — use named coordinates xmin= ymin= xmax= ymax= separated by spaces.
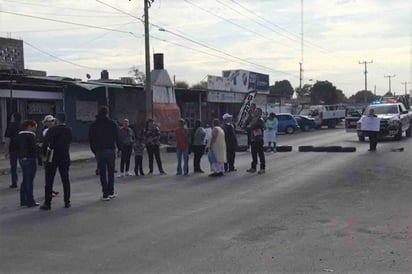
xmin=222 ymin=70 xmax=269 ymax=93
xmin=207 ymin=75 xmax=231 ymax=91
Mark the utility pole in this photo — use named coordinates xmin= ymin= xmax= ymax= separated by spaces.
xmin=299 ymin=62 xmax=303 ymax=91
xmin=358 ymin=60 xmax=373 ymax=104
xmin=144 ymin=0 xmax=154 ymax=119
xmin=384 ymin=74 xmax=396 ymax=94
xmin=401 ymin=81 xmax=410 ymax=96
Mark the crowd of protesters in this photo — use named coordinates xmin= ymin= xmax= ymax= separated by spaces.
xmin=3 ymin=104 xmax=280 ymax=209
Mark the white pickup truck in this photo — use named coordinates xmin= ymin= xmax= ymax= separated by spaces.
xmin=299 ymin=105 xmax=346 ymax=129
xmin=356 ymin=102 xmax=412 ymax=141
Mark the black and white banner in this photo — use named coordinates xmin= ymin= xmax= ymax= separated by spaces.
xmin=236 ymin=90 xmax=258 ymax=128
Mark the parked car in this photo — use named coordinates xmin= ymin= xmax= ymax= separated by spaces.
xmin=294 ymin=115 xmax=316 ymax=131
xmin=276 ymin=113 xmax=299 ymax=134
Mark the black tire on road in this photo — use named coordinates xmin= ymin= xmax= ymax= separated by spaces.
xmin=285 ymin=126 xmax=295 ymax=134
xmin=298 ymin=146 xmax=314 ymax=152
xmin=313 ymin=146 xmax=327 ymax=152
xmin=342 ymin=147 xmax=356 ymax=152
xmin=302 ymin=124 xmax=310 ymax=131
xmin=394 ymin=128 xmax=402 ymax=141
xmin=328 ymin=120 xmax=337 ymax=129
xmin=276 ymin=145 xmax=293 ymax=152
xmin=326 ymin=146 xmax=343 ymax=152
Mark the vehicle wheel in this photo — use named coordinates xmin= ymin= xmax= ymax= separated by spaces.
xmin=342 ymin=147 xmax=356 ymax=152
xmin=302 ymin=124 xmax=310 ymax=131
xmin=328 ymin=120 xmax=336 ymax=129
xmin=394 ymin=128 xmax=402 ymax=141
xmin=286 ymin=126 xmax=295 ymax=134
xmin=276 ymin=145 xmax=292 ymax=152
xmin=326 ymin=146 xmax=343 ymax=152
xmin=358 ymin=135 xmax=365 ymax=142
xmin=406 ymin=124 xmax=411 ymax=137
xmin=298 ymin=146 xmax=313 ymax=152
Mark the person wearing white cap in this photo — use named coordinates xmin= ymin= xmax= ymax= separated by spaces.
xmin=222 ymin=113 xmax=238 ymax=172
xmin=40 ymin=114 xmax=59 ymax=197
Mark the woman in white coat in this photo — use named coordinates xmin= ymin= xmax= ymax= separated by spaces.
xmin=208 ymin=119 xmax=226 ymax=177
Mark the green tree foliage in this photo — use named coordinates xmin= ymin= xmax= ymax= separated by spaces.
xmin=295 ymin=83 xmax=312 ymax=98
xmin=348 ymin=90 xmax=379 ymax=104
xmin=269 ymin=80 xmax=294 ymax=98
xmin=191 ymin=81 xmax=208 ymax=89
xmin=310 ymin=80 xmax=347 ymax=104
xmin=175 ymin=81 xmax=189 ymax=89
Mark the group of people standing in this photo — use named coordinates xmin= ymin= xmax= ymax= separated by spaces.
xmin=4 ymin=112 xmax=73 ymax=209
xmin=3 ymin=104 xmax=271 ymax=208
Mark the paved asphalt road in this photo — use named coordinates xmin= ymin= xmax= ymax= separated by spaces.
xmin=1 ymin=127 xmax=411 ymax=273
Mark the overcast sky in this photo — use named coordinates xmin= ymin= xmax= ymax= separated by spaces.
xmin=0 ymin=0 xmax=411 ymax=96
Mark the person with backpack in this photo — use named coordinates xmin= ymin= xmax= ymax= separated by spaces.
xmin=118 ymin=118 xmax=135 ymax=177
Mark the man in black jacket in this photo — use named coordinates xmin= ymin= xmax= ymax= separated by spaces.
xmin=246 ymin=108 xmax=266 ymax=175
xmin=40 ymin=113 xmax=72 ymax=210
xmin=222 ymin=113 xmax=238 ymax=172
xmin=89 ymin=106 xmax=120 ymax=201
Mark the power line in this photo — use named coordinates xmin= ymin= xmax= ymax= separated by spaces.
xmin=228 ymin=0 xmax=331 ymax=53
xmin=0 ymin=10 xmax=134 ymax=35
xmin=95 ymin=0 xmax=297 ymax=77
xmin=184 ymin=0 xmax=298 ymax=50
xmin=2 ymin=0 xmax=120 ymax=15
xmin=23 ymin=41 xmax=98 ymax=70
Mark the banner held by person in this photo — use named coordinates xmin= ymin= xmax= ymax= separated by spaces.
xmin=236 ymin=90 xmax=258 ymax=128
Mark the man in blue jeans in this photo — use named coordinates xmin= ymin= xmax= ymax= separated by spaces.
xmin=89 ymin=106 xmax=120 ymax=201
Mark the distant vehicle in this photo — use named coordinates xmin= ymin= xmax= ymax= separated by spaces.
xmin=276 ymin=113 xmax=299 ymax=134
xmin=294 ymin=115 xmax=316 ymax=131
xmin=356 ymin=102 xmax=412 ymax=141
xmin=344 ymin=107 xmax=363 ymax=132
xmin=299 ymin=105 xmax=346 ymax=128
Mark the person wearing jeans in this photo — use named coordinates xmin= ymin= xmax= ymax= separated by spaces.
xmin=118 ymin=119 xmax=135 ymax=177
xmin=175 ymin=119 xmax=189 ymax=175
xmin=16 ymin=120 xmax=39 ymax=207
xmin=191 ymin=120 xmax=206 ymax=173
xmin=89 ymin=106 xmax=120 ymax=201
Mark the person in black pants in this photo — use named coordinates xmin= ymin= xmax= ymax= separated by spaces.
xmin=15 ymin=120 xmax=39 ymax=207
xmin=89 ymin=106 xmax=120 ymax=201
xmin=190 ymin=120 xmax=206 ymax=173
xmin=366 ymin=108 xmax=379 ymax=151
xmin=40 ymin=113 xmax=73 ymax=210
xmin=118 ymin=118 xmax=135 ymax=177
xmin=145 ymin=119 xmax=166 ymax=175
xmin=222 ymin=113 xmax=238 ymax=172
xmin=4 ymin=112 xmax=21 ymax=188
xmin=246 ymin=108 xmax=266 ymax=175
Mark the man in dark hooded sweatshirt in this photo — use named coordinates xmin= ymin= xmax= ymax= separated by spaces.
xmin=89 ymin=106 xmax=120 ymax=201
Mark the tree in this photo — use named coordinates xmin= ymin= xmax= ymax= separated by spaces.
xmin=348 ymin=90 xmax=378 ymax=104
xmin=295 ymin=83 xmax=312 ymax=99
xmin=191 ymin=81 xmax=207 ymax=89
xmin=269 ymin=80 xmax=294 ymax=98
xmin=128 ymin=66 xmax=145 ymax=84
xmin=309 ymin=80 xmax=347 ymax=104
xmin=175 ymin=81 xmax=189 ymax=89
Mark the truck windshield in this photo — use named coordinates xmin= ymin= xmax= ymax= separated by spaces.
xmin=366 ymin=105 xmax=398 ymax=115
xmin=299 ymin=109 xmax=312 ymax=116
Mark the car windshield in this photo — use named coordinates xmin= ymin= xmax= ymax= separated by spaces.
xmin=299 ymin=109 xmax=312 ymax=116
xmin=366 ymin=105 xmax=398 ymax=115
